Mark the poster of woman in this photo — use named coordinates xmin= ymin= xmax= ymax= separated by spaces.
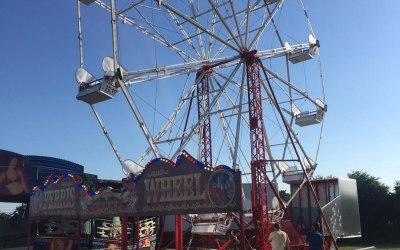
xmin=48 ymin=238 xmax=73 ymax=250
xmin=0 ymin=153 xmax=30 ymax=195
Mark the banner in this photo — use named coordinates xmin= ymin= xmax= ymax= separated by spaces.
xmin=30 ymin=175 xmax=81 ymax=218
xmin=81 ymin=151 xmax=241 ymax=217
xmin=30 ymin=151 xmax=241 ymax=218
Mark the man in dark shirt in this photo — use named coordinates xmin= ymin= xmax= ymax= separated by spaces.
xmin=306 ymin=222 xmax=324 ymax=250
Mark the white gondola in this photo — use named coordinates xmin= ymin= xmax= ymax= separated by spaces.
xmin=79 ymin=0 xmax=96 ymax=6
xmin=288 ymin=34 xmax=319 ymax=64
xmin=190 ymin=213 xmax=232 ymax=236
xmin=278 ymin=161 xmax=289 ymax=173
xmin=75 ymin=67 xmax=118 ymax=105
xmin=303 ymin=157 xmax=317 ymax=170
xmin=291 ymin=99 xmax=326 ymax=127
xmin=282 ymin=157 xmax=317 ymax=184
xmin=282 ymin=166 xmax=302 ymax=184
xmin=288 ymin=48 xmax=314 ymax=64
xmin=122 ymin=159 xmax=144 ymax=176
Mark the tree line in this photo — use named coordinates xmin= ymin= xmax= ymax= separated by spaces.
xmin=345 ymin=171 xmax=400 ymax=242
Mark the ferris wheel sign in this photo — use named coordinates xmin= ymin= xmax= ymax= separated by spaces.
xmin=135 ymin=151 xmax=241 ymax=215
xmin=30 ymin=151 xmax=241 ymax=218
xmin=76 ymin=151 xmax=242 ymax=217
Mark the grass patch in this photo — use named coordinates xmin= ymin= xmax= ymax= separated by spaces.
xmin=337 ymin=237 xmax=400 ymax=250
xmin=339 ymin=245 xmax=400 ymax=250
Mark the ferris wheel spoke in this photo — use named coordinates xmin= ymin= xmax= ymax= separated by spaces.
xmin=124 ymin=69 xmax=194 ymax=85
xmin=123 ymin=54 xmax=241 ymax=85
xmin=191 ymin=1 xmax=266 ymax=60
xmin=209 ymin=79 xmax=236 ymax=162
xmin=252 ymin=3 xmax=268 ymax=49
xmin=177 ymin=1 xmax=264 ymax=34
xmin=158 ymin=1 xmax=241 ymax=53
xmin=136 ymin=72 xmax=205 ymax=164
xmin=262 ymin=65 xmax=323 ymax=108
xmin=207 ymin=0 xmax=242 ymax=48
xmin=213 ymin=64 xmax=248 ymax=169
xmin=117 ymin=80 xmax=162 ymax=159
xmin=223 ymin=0 xmax=265 ymax=24
xmin=249 ymin=0 xmax=284 ymax=50
xmin=212 ymin=9 xmax=249 ymax=60
xmin=244 ymin=0 xmax=251 ymax=47
xmin=117 ymin=0 xmax=145 ymax=15
xmin=260 ymin=74 xmax=292 ymax=107
xmin=155 ymin=1 xmax=267 ymax=61
xmin=179 ymin=1 xmax=229 ymax=24
xmin=166 ymin=9 xmax=202 ymax=59
xmin=210 ymin=85 xmax=233 ymax=164
xmin=207 ymin=7 xmax=217 ymax=59
xmin=211 ymin=73 xmax=250 ymax=128
xmin=259 ymin=59 xmax=317 ymax=167
xmin=214 ymin=72 xmax=260 ymax=113
xmin=257 ymin=43 xmax=310 ymax=59
xmin=299 ymin=0 xmax=317 ymax=38
xmin=262 ymin=119 xmax=280 ymax=185
xmin=237 ymin=1 xmax=277 ymax=46
xmin=238 ymin=136 xmax=251 ymax=172
xmin=280 ymin=116 xmax=296 ymax=165
xmin=170 ymin=60 xmax=243 ymax=160
xmin=266 ymin=4 xmax=285 ymax=47
xmin=94 ymin=0 xmax=195 ymax=62
xmin=214 ymin=71 xmax=290 ymax=151
xmin=188 ymin=0 xmax=206 ymax=59
xmin=131 ymin=5 xmax=200 ymax=61
xmin=209 ymin=79 xmax=251 ymax=168
xmin=228 ymin=0 xmax=244 ymax=47
xmin=90 ymin=105 xmax=124 ymax=165
xmin=232 ymin=63 xmax=247 ymax=168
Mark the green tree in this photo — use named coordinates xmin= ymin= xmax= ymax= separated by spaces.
xmin=348 ymin=171 xmax=390 ymax=239
xmin=0 ymin=205 xmax=26 ymax=223
xmin=279 ymin=190 xmax=290 ymax=202
xmin=313 ymin=174 xmax=336 ymax=180
xmin=388 ymin=180 xmax=400 ymax=235
xmin=0 ymin=211 xmax=11 ymax=221
xmin=10 ymin=205 xmax=25 ymax=219
xmin=394 ymin=180 xmax=400 ymax=195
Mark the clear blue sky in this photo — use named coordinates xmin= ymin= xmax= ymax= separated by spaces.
xmin=1 ymin=1 xmax=399 ymax=212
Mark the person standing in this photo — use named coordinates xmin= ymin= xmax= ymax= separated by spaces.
xmin=306 ymin=222 xmax=324 ymax=250
xmin=267 ymin=222 xmax=291 ymax=250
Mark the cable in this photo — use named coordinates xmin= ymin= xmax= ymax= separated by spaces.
xmin=299 ymin=0 xmax=316 ymax=38
xmin=315 ymin=50 xmax=326 ymax=161
xmin=150 ymin=0 xmax=159 ymax=135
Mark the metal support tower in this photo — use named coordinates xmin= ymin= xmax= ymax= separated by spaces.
xmin=196 ymin=66 xmax=213 ymax=167
xmin=243 ymin=50 xmax=270 ymax=250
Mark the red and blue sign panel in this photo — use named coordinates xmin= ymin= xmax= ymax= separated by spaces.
xmin=30 ymin=151 xmax=242 ymax=218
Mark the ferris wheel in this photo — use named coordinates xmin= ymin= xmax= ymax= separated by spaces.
xmin=75 ymin=0 xmax=334 ymax=249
